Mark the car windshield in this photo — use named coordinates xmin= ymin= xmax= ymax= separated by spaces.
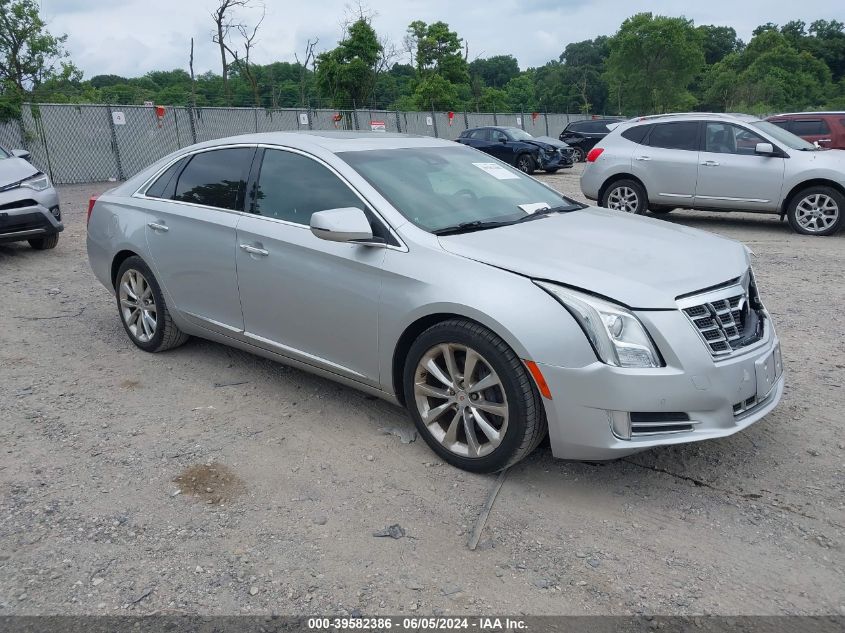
xmin=751 ymin=121 xmax=816 ymax=150
xmin=505 ymin=127 xmax=533 ymax=141
xmin=339 ymin=145 xmax=580 ymax=233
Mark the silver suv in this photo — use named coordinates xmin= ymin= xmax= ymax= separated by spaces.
xmin=580 ymin=113 xmax=845 ymax=236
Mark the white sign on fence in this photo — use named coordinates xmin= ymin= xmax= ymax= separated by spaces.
xmin=370 ymin=120 xmax=386 ymax=132
xmin=111 ymin=111 xmax=126 ymax=125
xmin=426 ymin=116 xmax=433 ymax=126
xmin=143 ymin=101 xmax=154 ymax=107
xmin=516 ymin=116 xmax=522 ymax=126
xmin=299 ymin=113 xmax=309 ymax=126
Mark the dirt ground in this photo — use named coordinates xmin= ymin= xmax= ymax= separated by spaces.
xmin=1 ymin=163 xmax=843 ymax=616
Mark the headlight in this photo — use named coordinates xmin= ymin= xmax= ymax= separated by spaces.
xmin=535 ymin=281 xmax=663 ymax=368
xmin=20 ymin=174 xmax=50 ymax=191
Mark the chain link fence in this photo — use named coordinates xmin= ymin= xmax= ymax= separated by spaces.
xmin=7 ymin=103 xmax=591 ymax=184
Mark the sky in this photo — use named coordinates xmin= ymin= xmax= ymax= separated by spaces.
xmin=40 ymin=0 xmax=845 ymax=79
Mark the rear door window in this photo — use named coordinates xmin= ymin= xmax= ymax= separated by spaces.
xmin=646 ymin=122 xmax=700 ymax=151
xmin=145 ymin=157 xmax=188 ymax=199
xmin=172 ymin=147 xmax=255 ymax=211
xmin=790 ymin=119 xmax=830 ymax=136
xmin=621 ymin=124 xmax=652 ymax=144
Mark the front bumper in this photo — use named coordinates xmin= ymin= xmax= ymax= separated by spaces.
xmin=0 ymin=186 xmax=62 ymax=244
xmin=537 ymin=149 xmax=574 ymax=170
xmin=538 ymin=309 xmax=784 ymax=460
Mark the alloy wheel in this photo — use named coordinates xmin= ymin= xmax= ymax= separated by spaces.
xmin=572 ymin=147 xmax=585 ymax=162
xmin=413 ymin=343 xmax=509 ymax=459
xmin=795 ymin=193 xmax=839 ymax=233
xmin=607 ymin=186 xmax=639 ymax=213
xmin=119 ymin=269 xmax=157 ymax=343
xmin=516 ymin=156 xmax=532 ymax=173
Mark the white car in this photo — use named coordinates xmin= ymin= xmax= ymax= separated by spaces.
xmin=580 ymin=112 xmax=845 ymax=236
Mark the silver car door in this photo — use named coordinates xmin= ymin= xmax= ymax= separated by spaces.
xmin=632 ymin=121 xmax=700 ymax=206
xmin=235 ymin=147 xmax=387 ymax=385
xmin=143 ymin=146 xmax=256 ymax=333
xmin=695 ymin=122 xmax=785 ymax=211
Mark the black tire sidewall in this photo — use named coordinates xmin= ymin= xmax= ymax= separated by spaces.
xmin=601 ymin=179 xmax=648 ymax=215
xmin=402 ymin=321 xmax=535 ymax=473
xmin=115 ymin=256 xmax=169 ymax=352
xmin=787 ymin=186 xmax=844 ymax=236
xmin=516 ymin=154 xmax=535 ymax=174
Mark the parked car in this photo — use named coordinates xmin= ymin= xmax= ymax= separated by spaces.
xmin=456 ymin=126 xmax=574 ymax=174
xmin=0 ymin=145 xmax=62 ymax=250
xmin=766 ymin=112 xmax=845 ymax=150
xmin=580 ymin=112 xmax=845 ymax=236
xmin=559 ymin=117 xmax=626 ymax=162
xmin=88 ymin=132 xmax=783 ymax=472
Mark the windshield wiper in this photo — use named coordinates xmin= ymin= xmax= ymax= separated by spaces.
xmin=512 ymin=203 xmax=584 ymax=222
xmin=432 ymin=220 xmax=515 ymax=236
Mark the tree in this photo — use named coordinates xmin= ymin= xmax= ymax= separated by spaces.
xmin=409 ymin=20 xmax=468 ymax=84
xmin=604 ymin=13 xmax=705 ymax=114
xmin=211 ymin=0 xmax=251 ymax=105
xmin=0 ymin=0 xmax=73 ymax=93
xmin=315 ymin=17 xmax=383 ymax=107
xmin=469 ymin=55 xmax=519 ymax=89
xmin=697 ymin=25 xmax=744 ymax=65
xmin=221 ymin=6 xmax=264 ymax=106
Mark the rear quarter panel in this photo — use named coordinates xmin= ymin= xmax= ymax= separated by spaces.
xmin=86 ymin=194 xmax=153 ymax=292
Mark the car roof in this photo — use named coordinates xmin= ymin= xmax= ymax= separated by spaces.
xmin=768 ymin=112 xmax=845 ymax=117
xmin=185 ymin=130 xmax=455 ymax=154
xmin=616 ymin=112 xmax=763 ymax=129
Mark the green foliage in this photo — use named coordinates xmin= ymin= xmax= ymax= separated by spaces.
xmin=315 ymin=18 xmax=383 ymax=108
xmin=469 ymin=55 xmax=519 ymax=89
xmin=604 ymin=13 xmax=705 ymax=114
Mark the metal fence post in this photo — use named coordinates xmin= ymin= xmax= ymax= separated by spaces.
xmin=187 ymin=106 xmax=198 ymax=144
xmin=105 ymin=105 xmax=125 ymax=181
xmin=493 ymin=112 xmax=498 ymax=125
xmin=520 ymin=107 xmax=526 ymax=130
xmin=173 ymin=108 xmax=181 ymax=148
xmin=395 ymin=110 xmax=402 ymax=133
xmin=464 ymin=111 xmax=469 ymax=129
xmin=430 ymin=101 xmax=439 ymax=138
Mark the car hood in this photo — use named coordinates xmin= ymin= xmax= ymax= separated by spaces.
xmin=523 ymin=136 xmax=570 ymax=150
xmin=0 ymin=157 xmax=39 ymax=189
xmin=437 ymin=206 xmax=749 ymax=309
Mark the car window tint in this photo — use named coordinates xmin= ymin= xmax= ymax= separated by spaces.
xmin=565 ymin=122 xmax=586 ymax=133
xmin=254 ymin=149 xmax=365 ymax=225
xmin=769 ymin=120 xmax=791 ymax=130
xmin=704 ymin=123 xmax=767 ymax=155
xmin=145 ymin=157 xmax=187 ymax=199
xmin=621 ymin=125 xmax=651 ymax=144
xmin=790 ymin=119 xmax=830 ymax=135
xmin=646 ymin=122 xmax=699 ymax=151
xmin=490 ymin=129 xmax=508 ymax=142
xmin=467 ymin=129 xmax=487 ymax=140
xmin=173 ymin=148 xmax=253 ymax=210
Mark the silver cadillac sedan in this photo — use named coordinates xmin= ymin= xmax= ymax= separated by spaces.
xmin=87 ymin=132 xmax=784 ymax=472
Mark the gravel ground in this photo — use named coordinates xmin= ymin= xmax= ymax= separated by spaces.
xmin=1 ymin=163 xmax=843 ymax=616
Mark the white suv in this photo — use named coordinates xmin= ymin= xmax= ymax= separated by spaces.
xmin=580 ymin=112 xmax=845 ymax=236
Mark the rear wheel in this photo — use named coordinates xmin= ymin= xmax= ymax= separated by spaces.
xmin=28 ymin=234 xmax=59 ymax=250
xmin=571 ymin=147 xmax=585 ymax=163
xmin=115 ymin=256 xmax=189 ymax=353
xmin=403 ymin=319 xmax=547 ymax=473
xmin=786 ymin=186 xmax=843 ymax=236
xmin=515 ymin=154 xmax=536 ymax=175
xmin=601 ymin=179 xmax=648 ymax=215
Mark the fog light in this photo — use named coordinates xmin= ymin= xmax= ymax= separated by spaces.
xmin=607 ymin=410 xmax=631 ymax=440
xmin=50 ymin=205 xmax=61 ymax=220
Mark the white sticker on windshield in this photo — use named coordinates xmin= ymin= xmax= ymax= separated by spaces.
xmin=472 ymin=162 xmax=521 ymax=180
xmin=518 ymin=202 xmax=552 ymax=214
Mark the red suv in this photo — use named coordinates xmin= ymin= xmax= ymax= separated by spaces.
xmin=766 ymin=112 xmax=845 ymax=149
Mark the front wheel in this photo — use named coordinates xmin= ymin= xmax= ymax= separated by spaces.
xmin=571 ymin=147 xmax=585 ymax=163
xmin=786 ymin=186 xmax=843 ymax=236
xmin=601 ymin=179 xmax=648 ymax=215
xmin=403 ymin=319 xmax=547 ymax=473
xmin=115 ymin=256 xmax=189 ymax=352
xmin=29 ymin=234 xmax=59 ymax=250
xmin=515 ymin=154 xmax=536 ymax=175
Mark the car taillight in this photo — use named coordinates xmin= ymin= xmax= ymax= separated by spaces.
xmin=87 ymin=195 xmax=99 ymax=225
xmin=586 ymin=148 xmax=604 ymax=162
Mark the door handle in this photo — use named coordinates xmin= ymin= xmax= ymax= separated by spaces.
xmin=700 ymin=160 xmax=720 ymax=167
xmin=147 ymin=222 xmax=169 ymax=232
xmin=635 ymin=155 xmax=651 ymax=161
xmin=240 ymin=244 xmax=269 ymax=257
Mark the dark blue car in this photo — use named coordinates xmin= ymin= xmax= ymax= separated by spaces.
xmin=456 ymin=126 xmax=575 ymax=174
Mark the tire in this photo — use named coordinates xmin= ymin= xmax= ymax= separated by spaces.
xmin=601 ymin=178 xmax=648 ymax=215
xmin=115 ymin=256 xmax=189 ymax=353
xmin=403 ymin=319 xmax=547 ymax=473
xmin=515 ymin=154 xmax=536 ymax=175
xmin=649 ymin=206 xmax=675 ymax=215
xmin=786 ymin=186 xmax=844 ymax=236
xmin=28 ymin=234 xmax=59 ymax=250
xmin=571 ymin=147 xmax=585 ymax=163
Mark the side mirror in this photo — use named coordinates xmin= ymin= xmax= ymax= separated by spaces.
xmin=310 ymin=207 xmax=374 ymax=243
xmin=755 ymin=142 xmax=775 ymax=156
xmin=499 ymin=137 xmax=507 ymax=143
xmin=11 ymin=149 xmax=31 ymax=161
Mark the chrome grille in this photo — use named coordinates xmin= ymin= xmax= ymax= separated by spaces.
xmin=679 ymin=272 xmax=765 ymax=358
